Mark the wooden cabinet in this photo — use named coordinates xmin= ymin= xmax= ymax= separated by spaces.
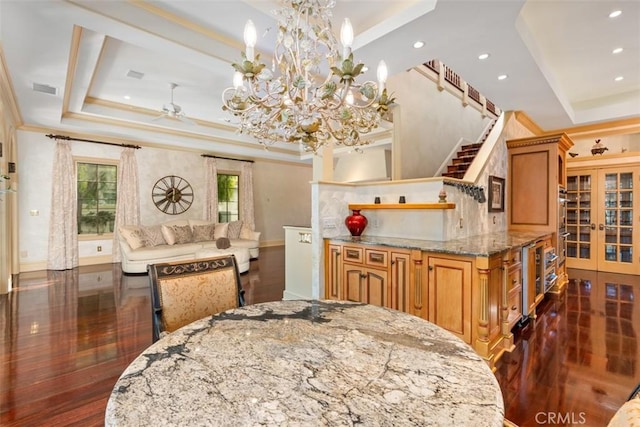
xmin=566 ymin=164 xmax=640 ymax=274
xmin=427 ymin=255 xmax=472 ymax=344
xmin=324 ymin=241 xmax=416 ymax=310
xmin=325 ymin=240 xmax=523 ymax=370
xmin=507 ymin=133 xmax=573 ymax=291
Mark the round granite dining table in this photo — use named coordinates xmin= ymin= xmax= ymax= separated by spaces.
xmin=105 ymin=300 xmax=504 ymax=426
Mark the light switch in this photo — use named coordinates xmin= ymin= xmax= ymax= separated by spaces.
xmin=29 ymin=210 xmax=39 ymax=216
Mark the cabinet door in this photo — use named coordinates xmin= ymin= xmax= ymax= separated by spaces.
xmin=567 ymin=166 xmax=639 ymax=274
xmin=390 ymin=251 xmax=410 ymax=311
xmin=326 ymin=244 xmax=342 ymax=300
xmin=343 ymin=266 xmax=365 ymax=302
xmin=362 ymin=268 xmax=388 ymax=307
xmin=566 ymin=172 xmax=597 ymax=270
xmin=428 ymin=256 xmax=472 ymax=344
xmin=342 ymin=265 xmax=389 ymax=307
xmin=597 ymin=168 xmax=639 ymax=274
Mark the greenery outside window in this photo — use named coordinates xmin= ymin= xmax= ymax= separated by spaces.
xmin=77 ymin=161 xmax=117 ymax=235
xmin=218 ymin=173 xmax=239 ymax=223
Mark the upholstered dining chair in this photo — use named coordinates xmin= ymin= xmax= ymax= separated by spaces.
xmin=148 ymin=255 xmax=245 ymax=342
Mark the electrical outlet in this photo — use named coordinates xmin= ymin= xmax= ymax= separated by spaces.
xmin=97 ymin=246 xmax=102 ymax=252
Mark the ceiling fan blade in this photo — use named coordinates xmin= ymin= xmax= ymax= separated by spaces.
xmin=177 ymin=115 xmax=198 ymax=126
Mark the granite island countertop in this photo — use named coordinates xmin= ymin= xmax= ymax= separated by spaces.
xmin=329 ymin=230 xmax=552 ymax=257
xmin=105 ymin=300 xmax=504 ymax=426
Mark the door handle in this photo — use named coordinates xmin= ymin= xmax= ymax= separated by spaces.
xmin=590 ymin=223 xmax=596 ymax=230
xmin=599 ymin=224 xmax=604 ymax=230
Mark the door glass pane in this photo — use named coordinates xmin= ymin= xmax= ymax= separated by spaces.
xmin=567 ymin=243 xmax=577 ymax=258
xmin=580 ymin=244 xmax=590 ymax=259
xmin=580 ymin=175 xmax=591 ymax=191
xmin=620 ymin=173 xmax=633 ymax=189
xmin=568 ymin=176 xmax=577 ymax=191
xmin=620 ymin=228 xmax=632 ymax=244
xmin=605 ymin=192 xmax=617 ymax=207
xmin=620 ymin=191 xmax=632 ymax=208
xmin=605 ymin=174 xmax=618 ymax=190
xmin=620 ymin=210 xmax=632 ymax=226
xmin=620 ymin=247 xmax=632 ymax=263
xmin=579 ymin=226 xmax=591 ymax=242
xmin=605 ymin=227 xmax=617 ymax=243
xmin=580 ymin=209 xmax=591 ymax=224
xmin=605 ymin=245 xmax=617 ymax=261
xmin=568 ymin=226 xmax=577 ymax=241
xmin=604 ymin=210 xmax=617 ymax=226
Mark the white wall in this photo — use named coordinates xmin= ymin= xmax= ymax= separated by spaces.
xmin=333 ymin=147 xmax=390 ymax=182
xmin=17 ymin=130 xmax=312 ymax=270
xmin=387 ymin=69 xmax=493 ymax=179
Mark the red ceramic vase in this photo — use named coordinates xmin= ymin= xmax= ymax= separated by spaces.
xmin=345 ymin=209 xmax=368 ymax=237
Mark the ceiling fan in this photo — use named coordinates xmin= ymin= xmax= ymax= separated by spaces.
xmin=152 ymin=82 xmax=196 ymax=125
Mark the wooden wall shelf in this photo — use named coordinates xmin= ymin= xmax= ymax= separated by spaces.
xmin=349 ymin=203 xmax=456 ymax=210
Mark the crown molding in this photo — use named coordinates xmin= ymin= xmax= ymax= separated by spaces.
xmin=513 ymin=111 xmax=544 ymax=135
xmin=549 ymin=117 xmax=640 ymax=139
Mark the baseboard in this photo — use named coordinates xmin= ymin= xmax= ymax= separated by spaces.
xmin=260 ymin=240 xmax=284 ymax=248
xmin=20 ymin=255 xmax=113 ymax=273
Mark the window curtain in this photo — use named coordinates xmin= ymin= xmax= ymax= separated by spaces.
xmin=240 ymin=162 xmax=255 ymax=230
xmin=112 ymin=148 xmax=140 ymax=263
xmin=47 ymin=140 xmax=78 ymax=270
xmin=203 ymin=157 xmax=218 ymax=222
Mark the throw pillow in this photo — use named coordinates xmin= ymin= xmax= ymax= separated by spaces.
xmin=161 ymin=224 xmax=177 ymax=245
xmin=216 ymin=237 xmax=231 ymax=249
xmin=214 ymin=222 xmax=229 ymax=239
xmin=172 ymin=225 xmax=193 ymax=244
xmin=192 ymin=224 xmax=215 ymax=243
xmin=239 ymin=224 xmax=254 ymax=240
xmin=227 ymin=220 xmax=243 ymax=239
xmin=142 ymin=225 xmax=166 ymax=247
xmin=119 ymin=226 xmax=149 ymax=250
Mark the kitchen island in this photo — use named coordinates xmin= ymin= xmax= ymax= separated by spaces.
xmin=325 ymin=230 xmax=553 ymax=369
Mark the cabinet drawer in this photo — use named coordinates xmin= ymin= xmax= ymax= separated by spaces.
xmin=365 ymin=249 xmax=388 ymax=268
xmin=507 ymin=266 xmax=521 ymax=291
xmin=343 ymin=246 xmax=364 ymax=264
xmin=508 ymin=248 xmax=521 ymax=265
xmin=507 ymin=286 xmax=522 ymax=327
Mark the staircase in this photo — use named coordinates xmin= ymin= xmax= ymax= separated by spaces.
xmin=442 ymin=120 xmax=496 ymax=179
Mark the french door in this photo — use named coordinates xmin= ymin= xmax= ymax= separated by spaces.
xmin=566 ymin=165 xmax=639 ymax=274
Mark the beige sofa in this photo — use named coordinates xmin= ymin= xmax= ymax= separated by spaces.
xmin=119 ymin=219 xmax=260 ymax=274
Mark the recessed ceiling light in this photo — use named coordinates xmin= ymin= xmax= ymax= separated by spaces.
xmin=413 ymin=41 xmax=425 ymax=49
xmin=609 ymin=10 xmax=622 ymax=18
xmin=498 ymin=74 xmax=508 ymax=81
xmin=614 ymin=76 xmax=624 ymax=82
xmin=478 ymin=53 xmax=490 ymax=60
xmin=612 ymin=47 xmax=623 ymax=54
xmin=124 ymin=95 xmax=131 ymax=100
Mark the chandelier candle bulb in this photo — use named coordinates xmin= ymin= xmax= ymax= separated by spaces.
xmin=233 ymin=72 xmax=244 ymax=90
xmin=340 ymin=18 xmax=354 ymax=58
xmin=377 ymin=60 xmax=388 ymax=94
xmin=243 ymin=20 xmax=257 ymax=61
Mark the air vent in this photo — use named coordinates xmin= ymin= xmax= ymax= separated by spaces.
xmin=126 ymin=69 xmax=144 ymax=79
xmin=32 ymin=83 xmax=57 ymax=95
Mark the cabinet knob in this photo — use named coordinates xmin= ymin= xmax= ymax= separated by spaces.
xmin=511 ymin=305 xmax=517 ymax=311
xmin=512 ymin=279 xmax=517 ymax=284
xmin=428 ymin=265 xmax=434 ymax=271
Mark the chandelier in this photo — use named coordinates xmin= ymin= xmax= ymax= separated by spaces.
xmin=221 ymin=0 xmax=394 ymax=154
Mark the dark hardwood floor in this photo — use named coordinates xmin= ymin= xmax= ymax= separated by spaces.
xmin=1 ymin=251 xmax=638 ymax=426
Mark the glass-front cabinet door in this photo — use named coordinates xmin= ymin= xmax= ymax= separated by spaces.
xmin=567 ymin=165 xmax=639 ymax=274
xmin=566 ymin=172 xmax=597 ymax=270
xmin=598 ymin=169 xmax=638 ymax=275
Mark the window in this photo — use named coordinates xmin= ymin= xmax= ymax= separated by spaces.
xmin=217 ymin=173 xmax=239 ymax=222
xmin=77 ymin=161 xmax=117 ymax=235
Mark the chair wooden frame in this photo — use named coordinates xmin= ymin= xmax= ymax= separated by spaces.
xmin=148 ymin=255 xmax=245 ymax=342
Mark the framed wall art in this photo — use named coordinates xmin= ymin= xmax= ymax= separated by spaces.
xmin=488 ymin=176 xmax=505 ymax=212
